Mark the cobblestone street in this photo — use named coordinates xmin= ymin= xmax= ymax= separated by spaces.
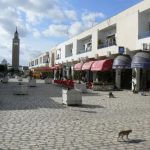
xmin=0 ymin=79 xmax=150 ymax=150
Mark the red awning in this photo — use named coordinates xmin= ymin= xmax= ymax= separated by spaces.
xmin=34 ymin=67 xmax=52 ymax=71
xmin=74 ymin=63 xmax=83 ymax=71
xmin=91 ymin=59 xmax=113 ymax=71
xmin=51 ymin=64 xmax=61 ymax=70
xmin=82 ymin=61 xmax=94 ymax=70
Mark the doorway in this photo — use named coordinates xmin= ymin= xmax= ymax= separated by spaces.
xmin=121 ymin=69 xmax=132 ymax=89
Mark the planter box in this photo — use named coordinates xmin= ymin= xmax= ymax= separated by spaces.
xmin=74 ymin=83 xmax=87 ymax=93
xmin=92 ymin=84 xmax=114 ymax=91
xmin=62 ymin=89 xmax=82 ymax=106
xmin=2 ymin=77 xmax=8 ymax=83
xmin=28 ymin=79 xmax=36 ymax=87
xmin=44 ymin=78 xmax=52 ymax=84
xmin=13 ymin=85 xmax=28 ymax=95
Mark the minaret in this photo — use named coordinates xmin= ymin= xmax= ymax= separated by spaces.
xmin=12 ymin=27 xmax=20 ymax=70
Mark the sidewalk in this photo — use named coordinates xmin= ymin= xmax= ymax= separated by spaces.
xmin=0 ymin=79 xmax=150 ymax=150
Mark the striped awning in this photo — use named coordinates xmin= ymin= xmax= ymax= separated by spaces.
xmin=82 ymin=61 xmax=94 ymax=70
xmin=51 ymin=64 xmax=61 ymax=70
xmin=131 ymin=52 xmax=150 ymax=69
xmin=91 ymin=59 xmax=113 ymax=71
xmin=113 ymin=55 xmax=131 ymax=69
xmin=74 ymin=63 xmax=83 ymax=71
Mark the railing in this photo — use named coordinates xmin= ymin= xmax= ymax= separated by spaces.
xmin=65 ymin=54 xmax=72 ymax=58
xmin=42 ymin=60 xmax=49 ymax=63
xmin=98 ymin=42 xmax=116 ymax=49
xmin=77 ymin=46 xmax=92 ymax=54
xmin=138 ymin=31 xmax=150 ymax=39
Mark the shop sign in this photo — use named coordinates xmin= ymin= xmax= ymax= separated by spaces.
xmin=119 ymin=46 xmax=125 ymax=54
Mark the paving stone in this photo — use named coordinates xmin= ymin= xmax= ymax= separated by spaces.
xmin=0 ymin=79 xmax=150 ymax=149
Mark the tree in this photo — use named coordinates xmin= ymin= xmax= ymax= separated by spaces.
xmin=0 ymin=65 xmax=6 ymax=72
xmin=0 ymin=65 xmax=7 ymax=77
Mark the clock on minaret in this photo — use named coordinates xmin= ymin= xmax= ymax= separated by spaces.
xmin=12 ymin=27 xmax=20 ymax=70
xmin=14 ymin=42 xmax=19 ymax=46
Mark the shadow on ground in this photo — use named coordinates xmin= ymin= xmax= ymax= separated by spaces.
xmin=72 ymin=110 xmax=97 ymax=113
xmin=118 ymin=139 xmax=146 ymax=144
xmin=70 ymin=104 xmax=105 ymax=109
xmin=127 ymin=139 xmax=146 ymax=144
xmin=0 ymin=81 xmax=67 ymax=111
xmin=82 ymin=92 xmax=100 ymax=96
xmin=0 ymin=97 xmax=66 ymax=111
xmin=80 ymin=104 xmax=105 ymax=109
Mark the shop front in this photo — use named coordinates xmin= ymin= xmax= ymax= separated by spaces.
xmin=33 ymin=67 xmax=53 ymax=79
xmin=91 ymin=59 xmax=114 ymax=91
xmin=131 ymin=51 xmax=150 ymax=92
xmin=113 ymin=55 xmax=132 ymax=90
xmin=81 ymin=61 xmax=94 ymax=82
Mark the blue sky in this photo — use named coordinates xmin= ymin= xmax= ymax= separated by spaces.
xmin=0 ymin=0 xmax=142 ymax=65
xmin=69 ymin=0 xmax=142 ymax=15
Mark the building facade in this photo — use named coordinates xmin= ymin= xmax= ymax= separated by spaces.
xmin=29 ymin=0 xmax=150 ymax=91
xmin=12 ymin=28 xmax=20 ymax=70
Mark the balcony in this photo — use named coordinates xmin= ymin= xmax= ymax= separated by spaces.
xmin=77 ymin=45 xmax=92 ymax=54
xmin=138 ymin=31 xmax=150 ymax=39
xmin=65 ymin=44 xmax=73 ymax=58
xmin=98 ymin=24 xmax=116 ymax=49
xmin=65 ymin=53 xmax=72 ymax=58
xmin=77 ymin=35 xmax=92 ymax=55
xmin=98 ymin=41 xmax=116 ymax=49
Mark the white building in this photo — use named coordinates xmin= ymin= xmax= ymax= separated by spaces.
xmin=29 ymin=52 xmax=50 ymax=69
xmin=29 ymin=0 xmax=150 ymax=91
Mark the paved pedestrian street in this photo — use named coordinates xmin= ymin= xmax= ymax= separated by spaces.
xmin=0 ymin=79 xmax=150 ymax=150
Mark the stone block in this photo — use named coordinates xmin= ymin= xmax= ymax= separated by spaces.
xmin=62 ymin=89 xmax=82 ymax=106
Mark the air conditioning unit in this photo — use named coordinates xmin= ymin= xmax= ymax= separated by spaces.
xmin=143 ymin=43 xmax=148 ymax=50
xmin=107 ymin=51 xmax=111 ymax=57
xmin=142 ymin=43 xmax=150 ymax=51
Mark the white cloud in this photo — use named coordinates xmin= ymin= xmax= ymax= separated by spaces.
xmin=43 ymin=24 xmax=68 ymax=37
xmin=18 ymin=0 xmax=66 ymax=24
xmin=68 ymin=22 xmax=83 ymax=36
xmin=81 ymin=11 xmax=106 ymax=29
xmin=33 ymin=29 xmax=41 ymax=38
xmin=0 ymin=0 xmax=106 ymax=65
xmin=82 ymin=11 xmax=105 ymax=23
xmin=64 ymin=10 xmax=77 ymax=21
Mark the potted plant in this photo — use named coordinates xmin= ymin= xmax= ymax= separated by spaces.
xmin=74 ymin=71 xmax=87 ymax=93
xmin=28 ymin=70 xmax=36 ymax=87
xmin=45 ymin=72 xmax=53 ymax=84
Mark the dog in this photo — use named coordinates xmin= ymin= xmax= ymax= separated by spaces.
xmin=67 ymin=87 xmax=71 ymax=90
xmin=117 ymin=130 xmax=132 ymax=141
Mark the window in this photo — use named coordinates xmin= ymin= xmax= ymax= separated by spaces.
xmin=40 ymin=57 xmax=42 ymax=64
xmin=56 ymin=49 xmax=61 ymax=59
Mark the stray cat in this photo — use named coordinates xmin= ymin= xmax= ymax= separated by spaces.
xmin=109 ymin=92 xmax=115 ymax=98
xmin=117 ymin=130 xmax=132 ymax=141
